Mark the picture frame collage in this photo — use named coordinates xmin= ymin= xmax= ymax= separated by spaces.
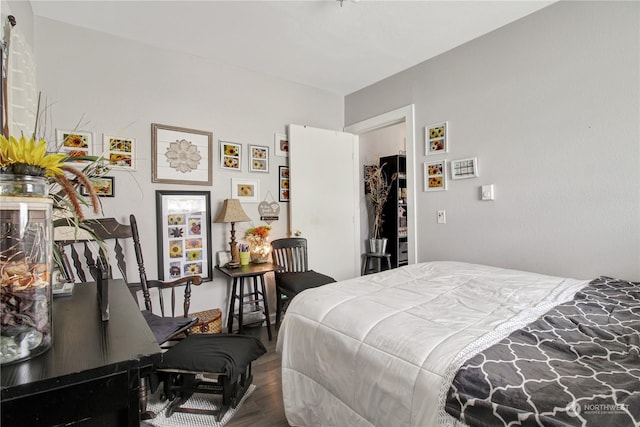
xmin=56 ymin=128 xmax=138 ymax=199
xmin=422 ymin=121 xmax=479 ymax=191
xmin=155 ymin=190 xmax=213 ymax=282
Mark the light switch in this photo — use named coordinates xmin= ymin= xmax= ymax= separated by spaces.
xmin=437 ymin=210 xmax=446 ymax=224
xmin=481 ymin=185 xmax=495 ymax=201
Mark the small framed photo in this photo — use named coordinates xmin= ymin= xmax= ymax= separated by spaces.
xmin=425 ymin=121 xmax=448 ymax=155
xmin=81 ymin=176 xmax=115 ymax=197
xmin=103 ymin=135 xmax=136 ymax=170
xmin=151 ymin=123 xmax=213 ymax=186
xmin=56 ymin=129 xmax=94 ymax=162
xmin=279 ymin=166 xmax=290 ymax=202
xmin=451 ymin=157 xmax=479 ymax=180
xmin=220 ymin=141 xmax=242 ymax=171
xmin=424 ymin=160 xmax=447 ymax=192
xmin=156 ymin=190 xmax=212 ymax=281
xmin=231 ymin=178 xmax=260 ymax=203
xmin=274 ymin=133 xmax=289 ymax=157
xmin=249 ymin=144 xmax=269 ymax=173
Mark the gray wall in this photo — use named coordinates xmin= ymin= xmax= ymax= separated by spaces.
xmin=346 ymin=1 xmax=640 ymax=281
xmin=26 ymin=13 xmax=343 ymax=315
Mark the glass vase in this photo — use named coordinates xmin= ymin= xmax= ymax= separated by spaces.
xmin=247 ymin=236 xmax=271 ymax=264
xmin=0 ymin=174 xmax=54 ymax=364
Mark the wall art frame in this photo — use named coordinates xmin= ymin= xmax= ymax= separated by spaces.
xmin=155 ymin=190 xmax=212 ymax=282
xmin=103 ymin=134 xmax=136 ymax=170
xmin=231 ymin=178 xmax=260 ymax=203
xmin=424 ymin=160 xmax=447 ymax=192
xmin=249 ymin=144 xmax=269 ymax=173
xmin=151 ymin=123 xmax=213 ymax=186
xmin=279 ymin=166 xmax=290 ymax=202
xmin=274 ymin=133 xmax=289 ymax=157
xmin=220 ymin=140 xmax=242 ymax=171
xmin=56 ymin=129 xmax=94 ymax=163
xmin=425 ymin=121 xmax=448 ymax=156
xmin=80 ymin=176 xmax=115 ymax=197
xmin=451 ymin=157 xmax=479 ymax=180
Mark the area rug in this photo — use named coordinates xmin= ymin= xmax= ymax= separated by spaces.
xmin=146 ymin=384 xmax=256 ymax=427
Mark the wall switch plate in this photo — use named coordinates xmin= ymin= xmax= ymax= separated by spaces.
xmin=481 ymin=185 xmax=495 ymax=201
xmin=437 ymin=210 xmax=446 ymax=224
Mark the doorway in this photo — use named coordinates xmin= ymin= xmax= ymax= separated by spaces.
xmin=344 ymin=104 xmax=417 ymax=266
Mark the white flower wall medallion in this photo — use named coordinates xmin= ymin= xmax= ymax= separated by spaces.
xmin=165 ymin=139 xmax=202 ymax=173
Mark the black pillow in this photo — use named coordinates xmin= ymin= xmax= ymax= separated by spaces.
xmin=275 ymin=270 xmax=336 ymax=294
xmin=157 ymin=334 xmax=267 ymax=380
xmin=142 ymin=310 xmax=195 ymax=344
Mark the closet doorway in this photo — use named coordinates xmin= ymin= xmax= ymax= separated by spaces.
xmin=345 ymin=104 xmax=417 ymax=267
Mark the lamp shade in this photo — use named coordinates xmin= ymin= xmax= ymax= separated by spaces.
xmin=214 ymin=199 xmax=251 ymax=223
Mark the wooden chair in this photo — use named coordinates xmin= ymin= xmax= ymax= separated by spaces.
xmin=271 ymin=237 xmax=336 ymax=327
xmin=56 ymin=216 xmax=200 ymax=344
xmin=57 ymin=215 xmax=266 ymax=421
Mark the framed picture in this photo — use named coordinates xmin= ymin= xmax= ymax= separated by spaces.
xmin=231 ymin=178 xmax=259 ymax=203
xmin=424 ymin=160 xmax=447 ymax=192
xmin=249 ymin=144 xmax=269 ymax=173
xmin=451 ymin=157 xmax=479 ymax=180
xmin=81 ymin=176 xmax=115 ymax=197
xmin=274 ymin=133 xmax=288 ymax=157
xmin=220 ymin=141 xmax=242 ymax=171
xmin=103 ymin=134 xmax=136 ymax=170
xmin=155 ymin=190 xmax=212 ymax=282
xmin=279 ymin=166 xmax=290 ymax=202
xmin=151 ymin=123 xmax=213 ymax=186
xmin=56 ymin=129 xmax=94 ymax=162
xmin=425 ymin=121 xmax=448 ymax=155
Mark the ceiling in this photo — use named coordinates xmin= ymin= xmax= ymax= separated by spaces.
xmin=29 ymin=1 xmax=555 ymax=96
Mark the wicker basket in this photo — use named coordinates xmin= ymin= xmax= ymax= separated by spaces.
xmin=187 ymin=308 xmax=222 ymax=334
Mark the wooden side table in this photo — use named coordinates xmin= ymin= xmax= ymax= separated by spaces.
xmin=215 ymin=263 xmax=281 ymax=341
xmin=362 ymin=252 xmax=392 ymax=275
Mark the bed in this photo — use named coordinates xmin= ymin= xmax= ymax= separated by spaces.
xmin=276 ymin=261 xmax=639 ymax=427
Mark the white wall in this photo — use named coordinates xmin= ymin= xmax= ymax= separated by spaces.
xmin=346 ymin=1 xmax=640 ymax=281
xmin=30 ymin=16 xmax=343 ymax=318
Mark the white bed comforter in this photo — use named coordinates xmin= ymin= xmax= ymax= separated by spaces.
xmin=277 ymin=261 xmax=588 ymax=427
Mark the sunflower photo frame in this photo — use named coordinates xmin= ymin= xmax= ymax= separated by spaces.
xmin=103 ymin=134 xmax=136 ymax=170
xmin=249 ymin=144 xmax=269 ymax=173
xmin=424 ymin=160 xmax=447 ymax=192
xmin=425 ymin=121 xmax=448 ymax=156
xmin=220 ymin=141 xmax=242 ymax=171
xmin=155 ymin=190 xmax=212 ymax=282
xmin=151 ymin=123 xmax=213 ymax=186
xmin=80 ymin=176 xmax=115 ymax=197
xmin=56 ymin=129 xmax=94 ymax=163
xmin=279 ymin=166 xmax=290 ymax=202
xmin=231 ymin=178 xmax=260 ymax=203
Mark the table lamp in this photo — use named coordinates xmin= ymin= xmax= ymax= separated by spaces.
xmin=214 ymin=198 xmax=251 ymax=267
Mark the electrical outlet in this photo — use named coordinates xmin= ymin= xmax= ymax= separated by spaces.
xmin=437 ymin=210 xmax=446 ymax=224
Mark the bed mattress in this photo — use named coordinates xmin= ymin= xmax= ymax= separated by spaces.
xmin=276 ymin=261 xmax=588 ymax=427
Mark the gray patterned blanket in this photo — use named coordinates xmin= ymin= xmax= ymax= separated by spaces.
xmin=445 ymin=276 xmax=640 ymax=427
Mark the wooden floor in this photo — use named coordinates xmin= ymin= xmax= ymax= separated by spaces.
xmin=226 ymin=325 xmax=291 ymax=427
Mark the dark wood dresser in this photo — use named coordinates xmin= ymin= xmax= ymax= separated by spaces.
xmin=1 ymin=279 xmax=161 ymax=426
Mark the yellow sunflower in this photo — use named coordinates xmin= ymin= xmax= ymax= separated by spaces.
xmin=167 ymin=215 xmax=185 ymax=225
xmin=169 ymin=241 xmax=183 ymax=258
xmin=0 ymin=135 xmax=66 ymax=177
xmin=224 ymin=145 xmax=238 ymax=156
xmin=64 ymin=134 xmax=87 ymax=148
xmin=187 ymin=250 xmax=202 ymax=261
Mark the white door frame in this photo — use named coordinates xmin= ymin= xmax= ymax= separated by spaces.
xmin=344 ymin=105 xmax=417 ymax=265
